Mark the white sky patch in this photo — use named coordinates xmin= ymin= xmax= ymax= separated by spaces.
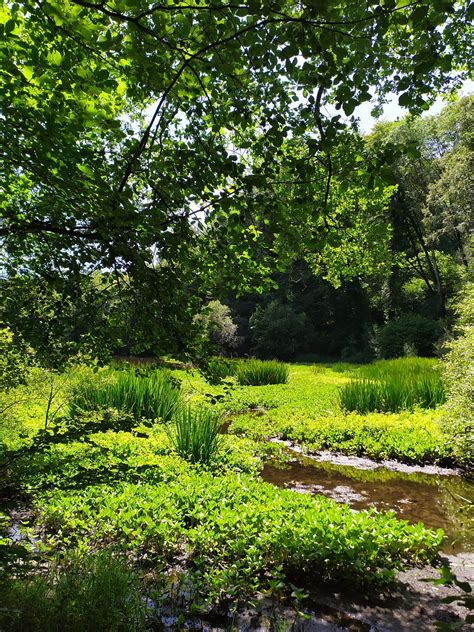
xmin=351 ymin=78 xmax=474 ymax=134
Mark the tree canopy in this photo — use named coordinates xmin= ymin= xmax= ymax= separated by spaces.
xmin=1 ymin=0 xmax=472 ymax=357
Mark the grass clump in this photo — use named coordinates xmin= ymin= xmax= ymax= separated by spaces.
xmin=168 ymin=406 xmax=223 ymax=464
xmin=236 ymin=359 xmax=289 ymax=386
xmin=69 ymin=369 xmax=181 ymax=422
xmin=339 ymin=358 xmax=445 ymax=414
xmin=0 ymin=551 xmax=147 ymax=632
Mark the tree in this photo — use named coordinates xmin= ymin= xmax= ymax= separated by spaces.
xmin=370 ymin=97 xmax=474 ymax=319
xmin=1 ymin=1 xmax=472 ymax=357
xmin=195 ymin=300 xmax=240 ymax=356
xmin=249 ymin=300 xmax=313 ymax=359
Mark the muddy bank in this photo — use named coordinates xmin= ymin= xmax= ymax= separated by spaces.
xmin=270 ymin=439 xmax=465 ymax=477
xmin=152 ymin=554 xmax=473 ymax=631
xmin=304 ymin=552 xmax=473 ymax=632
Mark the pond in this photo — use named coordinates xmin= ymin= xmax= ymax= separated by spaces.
xmin=261 ymin=449 xmax=474 ymax=554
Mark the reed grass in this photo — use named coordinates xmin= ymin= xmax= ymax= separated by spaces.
xmin=69 ymin=369 xmax=181 ymax=422
xmin=236 ymin=359 xmax=289 ymax=386
xmin=169 ymin=406 xmax=223 ymax=464
xmin=340 ymin=358 xmax=445 ymax=413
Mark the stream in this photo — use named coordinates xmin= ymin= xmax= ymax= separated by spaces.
xmin=261 ymin=447 xmax=474 ymax=554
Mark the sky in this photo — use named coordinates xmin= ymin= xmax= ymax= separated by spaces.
xmin=351 ymin=78 xmax=474 ymax=134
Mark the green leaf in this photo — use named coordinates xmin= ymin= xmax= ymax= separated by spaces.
xmin=76 ymin=164 xmax=94 ymax=179
xmin=398 ymin=92 xmax=412 ymax=107
xmin=47 ymin=50 xmax=63 ymax=66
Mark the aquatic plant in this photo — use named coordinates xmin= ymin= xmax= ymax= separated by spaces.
xmin=38 ymin=472 xmax=443 ymax=605
xmin=339 ymin=358 xmax=445 ymax=413
xmin=168 ymin=406 xmax=223 ymax=464
xmin=236 ymin=359 xmax=289 ymax=386
xmin=69 ymin=369 xmax=181 ymax=422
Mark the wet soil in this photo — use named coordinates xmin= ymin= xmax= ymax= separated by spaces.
xmin=150 ymin=552 xmax=473 ymax=631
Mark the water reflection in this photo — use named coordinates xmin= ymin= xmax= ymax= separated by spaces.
xmin=261 ymin=454 xmax=473 ymax=553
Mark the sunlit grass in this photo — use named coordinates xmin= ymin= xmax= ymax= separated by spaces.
xmin=69 ymin=369 xmax=181 ymax=422
xmin=236 ymin=359 xmax=289 ymax=386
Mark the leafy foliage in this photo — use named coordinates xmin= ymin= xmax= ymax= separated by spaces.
xmin=442 ymin=283 xmax=474 ymax=467
xmin=377 ymin=314 xmax=442 ymax=358
xmin=236 ymin=359 xmax=289 ymax=386
xmin=0 ymin=328 xmax=33 ymax=391
xmin=2 ymin=1 xmax=471 ymax=355
xmin=200 ymin=357 xmax=236 ymax=385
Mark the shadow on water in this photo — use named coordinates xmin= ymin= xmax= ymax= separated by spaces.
xmin=261 ymin=452 xmax=474 ymax=554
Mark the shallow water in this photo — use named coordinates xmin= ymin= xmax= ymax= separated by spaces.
xmin=261 ymin=453 xmax=474 ymax=553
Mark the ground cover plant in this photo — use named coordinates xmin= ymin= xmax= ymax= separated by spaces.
xmin=0 ymin=358 xmax=467 ymax=628
xmin=36 ymin=474 xmax=443 ymax=604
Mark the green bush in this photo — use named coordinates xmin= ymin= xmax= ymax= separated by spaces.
xmin=377 ymin=314 xmax=442 ymax=358
xmin=236 ymin=359 xmax=289 ymax=386
xmin=0 ymin=552 xmax=147 ymax=632
xmin=201 ymin=357 xmax=236 ymax=385
xmin=168 ymin=406 xmax=223 ymax=464
xmin=69 ymin=369 xmax=181 ymax=422
xmin=442 ymin=284 xmax=474 ymax=467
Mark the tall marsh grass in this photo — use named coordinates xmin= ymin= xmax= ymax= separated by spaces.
xmin=0 ymin=552 xmax=147 ymax=632
xmin=339 ymin=358 xmax=445 ymax=413
xmin=236 ymin=359 xmax=289 ymax=386
xmin=169 ymin=406 xmax=223 ymax=464
xmin=69 ymin=370 xmax=181 ymax=422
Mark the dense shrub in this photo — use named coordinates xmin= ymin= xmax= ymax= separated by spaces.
xmin=249 ymin=300 xmax=314 ymax=360
xmin=377 ymin=314 xmax=442 ymax=358
xmin=69 ymin=369 xmax=181 ymax=422
xmin=201 ymin=357 xmax=236 ymax=385
xmin=236 ymin=359 xmax=289 ymax=386
xmin=442 ymin=284 xmax=474 ymax=467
